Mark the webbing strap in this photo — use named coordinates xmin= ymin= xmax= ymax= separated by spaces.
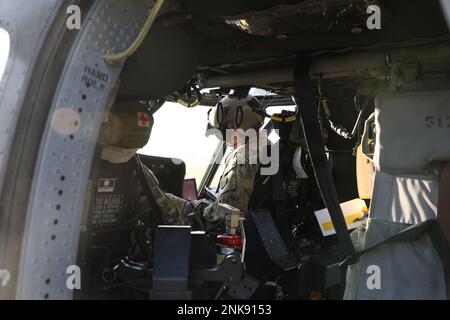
xmin=342 ymin=163 xmax=450 ymax=298
xmin=428 ymin=224 xmax=450 ymax=299
xmin=340 ymin=220 xmax=436 ymax=266
xmin=436 ymin=162 xmax=450 ymax=298
xmin=438 ymin=163 xmax=450 ymax=243
xmin=293 ymin=56 xmax=355 ymax=257
xmin=341 ymin=220 xmax=449 ymax=299
xmin=133 ymin=154 xmax=164 ymax=226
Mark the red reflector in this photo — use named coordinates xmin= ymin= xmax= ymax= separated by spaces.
xmin=216 ymin=234 xmax=243 ymax=249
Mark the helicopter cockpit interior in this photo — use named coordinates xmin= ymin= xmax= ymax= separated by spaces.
xmin=1 ymin=0 xmax=449 ymax=301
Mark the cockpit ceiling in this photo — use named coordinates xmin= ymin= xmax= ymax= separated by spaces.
xmin=118 ymin=0 xmax=450 ymax=100
xmin=192 ymin=0 xmax=449 ymax=92
xmin=222 ymin=0 xmax=385 ymax=37
xmin=194 ymin=0 xmax=449 ymax=68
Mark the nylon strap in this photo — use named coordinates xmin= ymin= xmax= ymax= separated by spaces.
xmin=133 ymin=154 xmax=164 ymax=226
xmin=293 ymin=56 xmax=355 ymax=257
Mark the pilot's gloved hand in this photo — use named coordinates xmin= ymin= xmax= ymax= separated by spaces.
xmin=135 ymin=165 xmax=192 ymax=226
xmin=164 ymin=193 xmax=194 ymax=224
xmin=187 ymin=200 xmax=240 ymax=232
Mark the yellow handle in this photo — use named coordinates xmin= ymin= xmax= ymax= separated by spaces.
xmin=104 ymin=0 xmax=166 ymax=64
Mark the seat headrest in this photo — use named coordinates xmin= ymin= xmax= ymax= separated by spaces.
xmin=374 ymin=90 xmax=450 ymax=174
xmin=99 ymin=101 xmax=153 ymax=149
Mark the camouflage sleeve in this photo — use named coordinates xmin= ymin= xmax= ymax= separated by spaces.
xmin=195 ymin=200 xmax=231 ymax=231
xmin=196 ymin=147 xmax=260 ymax=231
xmin=164 ymin=192 xmax=194 ymax=224
xmin=218 ymin=161 xmax=259 ymax=213
xmin=134 ymin=164 xmax=192 ymax=225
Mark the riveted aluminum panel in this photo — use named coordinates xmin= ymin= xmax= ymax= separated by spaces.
xmin=15 ymin=0 xmax=149 ymax=299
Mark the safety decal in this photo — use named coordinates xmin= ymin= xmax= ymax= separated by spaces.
xmin=97 ymin=178 xmax=116 ymax=193
xmin=137 ymin=112 xmax=150 ymax=127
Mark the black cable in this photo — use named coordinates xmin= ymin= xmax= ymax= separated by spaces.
xmin=294 ymin=56 xmax=355 ymax=257
xmin=319 ymin=80 xmax=375 ymax=140
xmin=248 ymin=95 xmax=299 ymax=122
xmin=132 ymin=154 xmax=164 ymax=226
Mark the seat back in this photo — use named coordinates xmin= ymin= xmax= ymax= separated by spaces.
xmin=90 ymin=159 xmax=137 ymax=258
xmin=345 ymin=90 xmax=450 ymax=299
xmin=138 ymin=154 xmax=185 ymax=198
xmin=89 ymin=101 xmax=153 ymax=261
xmin=374 ymin=90 xmax=450 ymax=174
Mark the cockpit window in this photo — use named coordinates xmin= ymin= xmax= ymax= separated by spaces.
xmin=0 ymin=28 xmax=10 ymax=84
xmin=204 ymin=103 xmax=297 ymax=191
xmin=139 ymin=101 xmax=221 ymax=184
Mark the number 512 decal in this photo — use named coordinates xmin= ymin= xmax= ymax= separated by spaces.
xmin=425 ymin=116 xmax=450 ymax=128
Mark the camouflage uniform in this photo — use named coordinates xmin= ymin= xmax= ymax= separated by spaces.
xmin=199 ymin=143 xmax=260 ymax=229
xmin=198 ymin=93 xmax=265 ymax=229
xmin=134 ymin=164 xmax=192 ymax=226
xmin=133 ymin=143 xmax=260 ymax=231
xmin=132 ymin=92 xmax=264 ymax=230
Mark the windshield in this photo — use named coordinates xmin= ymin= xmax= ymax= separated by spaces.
xmin=0 ymin=28 xmax=10 ymax=83
xmin=139 ymin=102 xmax=221 ymax=184
xmin=139 ymin=94 xmax=297 ymax=188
